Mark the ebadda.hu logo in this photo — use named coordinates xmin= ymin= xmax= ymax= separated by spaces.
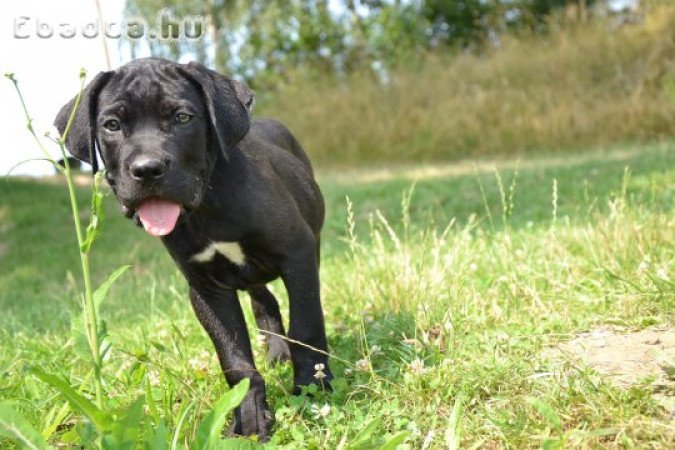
xmin=14 ymin=11 xmax=205 ymax=41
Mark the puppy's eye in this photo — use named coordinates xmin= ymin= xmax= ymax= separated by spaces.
xmin=175 ymin=112 xmax=192 ymax=124
xmin=103 ymin=119 xmax=121 ymax=131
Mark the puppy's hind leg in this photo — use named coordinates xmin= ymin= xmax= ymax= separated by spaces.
xmin=248 ymin=286 xmax=292 ymax=364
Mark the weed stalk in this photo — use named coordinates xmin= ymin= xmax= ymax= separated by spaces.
xmin=6 ymin=70 xmax=105 ymax=410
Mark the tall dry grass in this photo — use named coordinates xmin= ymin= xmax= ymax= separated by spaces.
xmin=258 ymin=3 xmax=675 ymax=166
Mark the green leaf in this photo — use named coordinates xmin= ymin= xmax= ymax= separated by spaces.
xmin=75 ymin=421 xmax=98 ymax=448
xmin=145 ymin=419 xmax=170 ymax=450
xmin=99 ymin=319 xmax=113 ymax=362
xmin=214 ymin=438 xmax=263 ymax=449
xmin=41 ymin=402 xmax=70 ymax=442
xmin=542 ymin=437 xmax=563 ymax=450
xmin=30 ymin=368 xmax=112 ymax=432
xmin=102 ymin=435 xmax=135 ymax=450
xmin=171 ymin=399 xmax=197 ymax=450
xmin=93 ymin=265 xmax=131 ymax=309
xmin=70 ymin=314 xmax=111 ymax=364
xmin=378 ymin=431 xmax=409 ymax=450
xmin=110 ymin=396 xmax=146 ymax=446
xmin=71 ymin=266 xmax=130 ymax=363
xmin=70 ymin=307 xmax=90 ymax=362
xmin=191 ymin=379 xmax=250 ymax=450
xmin=350 ymin=418 xmax=380 ymax=444
xmin=144 ymin=377 xmax=161 ymax=424
xmin=289 ymin=424 xmax=304 ymax=442
xmin=444 ymin=397 xmax=463 ymax=450
xmin=0 ymin=403 xmax=52 ymax=450
xmin=346 ymin=418 xmax=381 ymax=449
xmin=82 ymin=172 xmax=106 ymax=253
xmin=526 ymin=397 xmax=562 ymax=432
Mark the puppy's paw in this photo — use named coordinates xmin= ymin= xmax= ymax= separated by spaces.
xmin=229 ymin=386 xmax=274 ymax=442
xmin=266 ymin=337 xmax=291 ymax=365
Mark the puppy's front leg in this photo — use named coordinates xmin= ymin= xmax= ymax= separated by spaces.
xmin=281 ymin=243 xmax=333 ymax=393
xmin=188 ymin=287 xmax=273 ymax=441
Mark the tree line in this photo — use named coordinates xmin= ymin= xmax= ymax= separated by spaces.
xmin=124 ymin=0 xmax=600 ymax=86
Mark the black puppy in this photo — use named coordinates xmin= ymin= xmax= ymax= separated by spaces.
xmin=54 ymin=58 xmax=332 ymax=440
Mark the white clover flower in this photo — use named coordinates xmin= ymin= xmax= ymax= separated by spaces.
xmin=148 ymin=370 xmax=160 ymax=387
xmin=370 ymin=345 xmax=382 ymax=355
xmin=188 ymin=357 xmax=201 ymax=369
xmin=313 ymin=363 xmax=326 ymax=380
xmin=656 ymin=268 xmax=669 ymax=281
xmin=409 ymin=358 xmax=426 ymax=376
xmin=311 ymin=403 xmax=331 ymax=419
xmin=355 ymin=358 xmax=370 ymax=371
xmin=469 ymin=263 xmax=478 ymax=272
xmin=188 ymin=353 xmax=210 ymax=372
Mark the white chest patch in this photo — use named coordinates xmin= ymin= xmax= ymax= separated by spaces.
xmin=191 ymin=241 xmax=246 ymax=266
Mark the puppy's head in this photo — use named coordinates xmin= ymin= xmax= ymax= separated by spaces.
xmin=54 ymin=58 xmax=254 ymax=236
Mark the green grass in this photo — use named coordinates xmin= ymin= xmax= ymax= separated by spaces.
xmin=259 ymin=2 xmax=675 ymax=166
xmin=0 ymin=142 xmax=673 ymax=448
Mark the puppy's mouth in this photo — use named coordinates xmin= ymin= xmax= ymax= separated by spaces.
xmin=134 ymin=198 xmax=182 ymax=237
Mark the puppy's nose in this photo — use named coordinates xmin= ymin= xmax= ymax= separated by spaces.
xmin=130 ymin=157 xmax=167 ymax=182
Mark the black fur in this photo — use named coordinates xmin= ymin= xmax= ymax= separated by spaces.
xmin=54 ymin=71 xmax=113 ymax=172
xmin=54 ymin=58 xmax=332 ymax=441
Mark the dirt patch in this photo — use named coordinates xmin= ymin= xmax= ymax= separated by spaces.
xmin=553 ymin=328 xmax=674 ymax=419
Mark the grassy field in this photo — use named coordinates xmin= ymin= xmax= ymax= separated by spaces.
xmin=259 ymin=2 xmax=675 ymax=166
xmin=0 ymin=142 xmax=673 ymax=448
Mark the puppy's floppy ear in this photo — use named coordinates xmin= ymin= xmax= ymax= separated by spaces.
xmin=54 ymin=71 xmax=113 ymax=172
xmin=178 ymin=61 xmax=254 ymax=161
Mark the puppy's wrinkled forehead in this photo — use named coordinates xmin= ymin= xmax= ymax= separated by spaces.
xmin=99 ymin=62 xmax=201 ymax=116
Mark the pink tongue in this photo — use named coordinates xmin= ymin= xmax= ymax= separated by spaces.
xmin=137 ymin=199 xmax=181 ymax=237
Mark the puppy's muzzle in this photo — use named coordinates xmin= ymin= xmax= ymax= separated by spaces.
xmin=130 ymin=156 xmax=168 ymax=182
